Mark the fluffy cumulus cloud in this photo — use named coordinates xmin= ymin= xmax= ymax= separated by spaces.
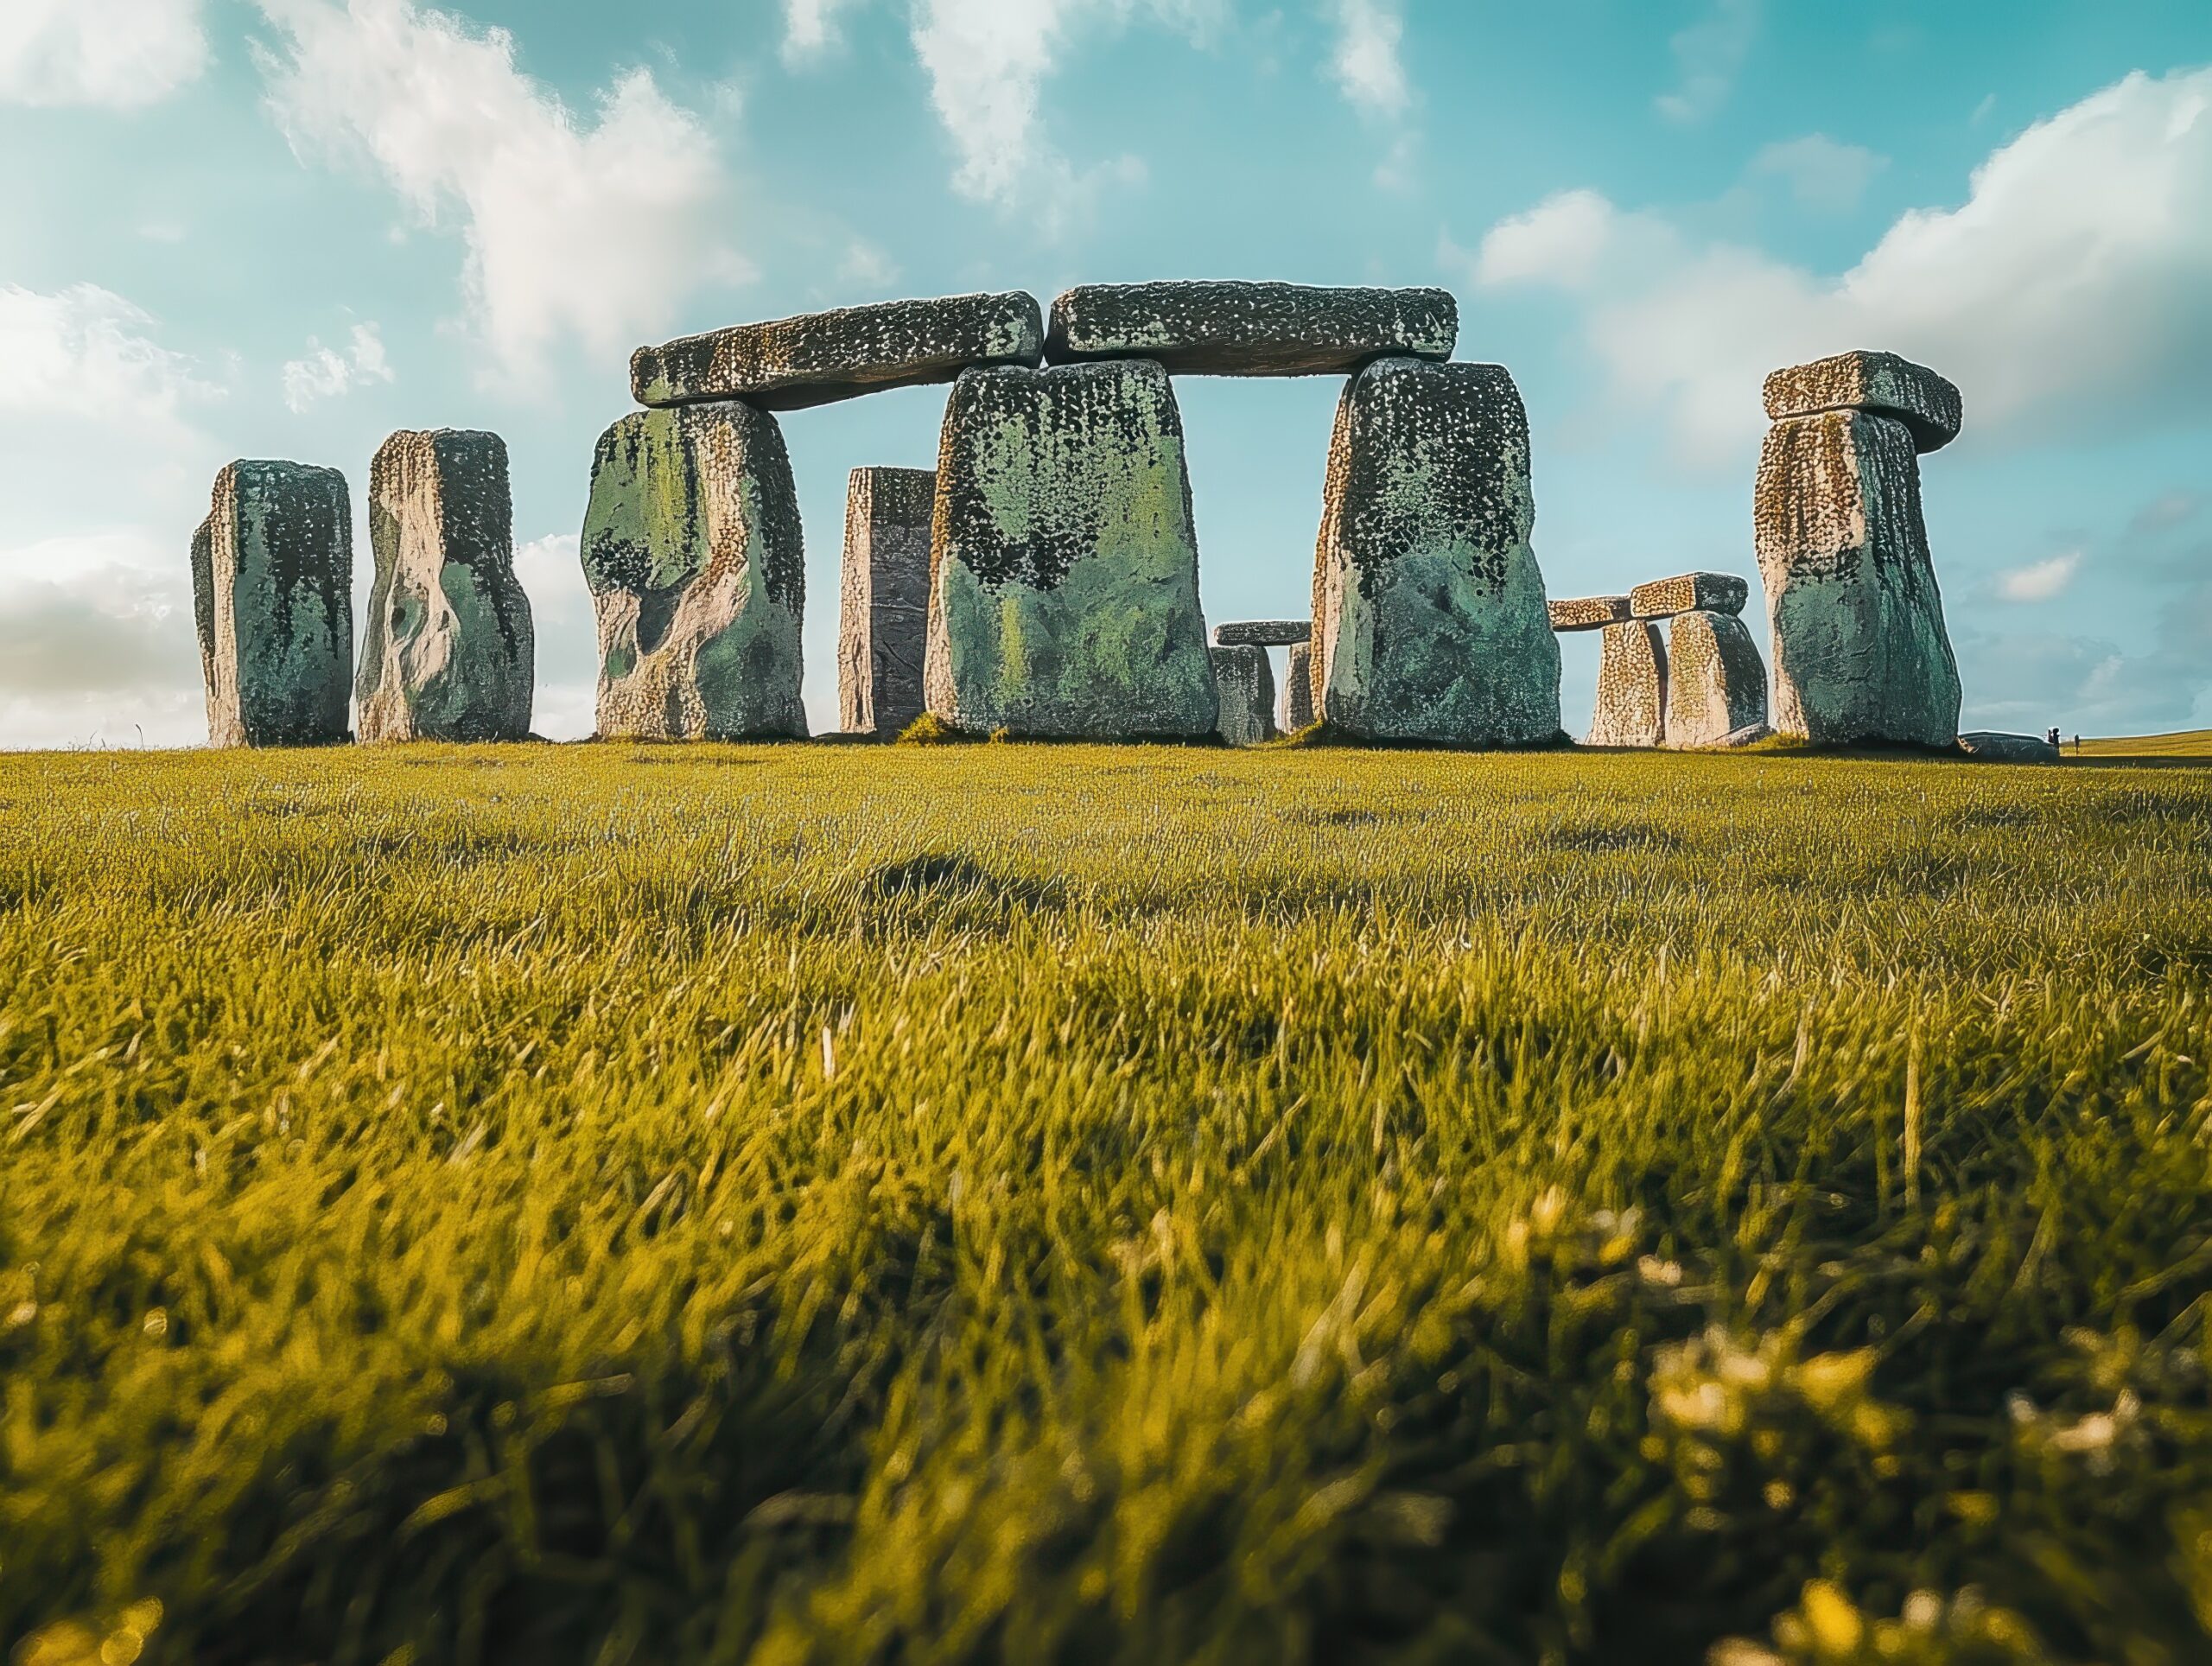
xmin=0 ymin=283 xmax=219 ymax=436
xmin=281 ymin=321 xmax=395 ymax=413
xmin=0 ymin=0 xmax=209 ymax=108
xmin=1327 ymin=0 xmax=1409 ymax=119
xmin=511 ymin=532 xmax=598 ymax=741
xmin=251 ymin=0 xmax=749 ymax=387
xmin=1995 ymin=550 xmax=2082 ymax=603
xmin=0 ymin=531 xmax=206 ymax=747
xmin=783 ymin=0 xmax=869 ymax=60
xmin=1656 ymin=0 xmax=1761 ymax=124
xmin=1464 ymin=64 xmax=2212 ymax=462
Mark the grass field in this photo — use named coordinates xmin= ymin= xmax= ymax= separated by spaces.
xmin=2 ymin=744 xmax=2208 ymax=1665
xmin=2076 ymin=730 xmax=2212 ymax=760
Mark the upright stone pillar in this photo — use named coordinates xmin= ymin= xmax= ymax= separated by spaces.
xmin=191 ymin=460 xmax=353 ymax=747
xmin=1665 ymin=611 xmax=1768 ymax=747
xmin=839 ymin=467 xmax=933 ymax=737
xmin=925 ymin=360 xmax=1217 ymax=738
xmin=357 ymin=429 xmax=534 ymax=742
xmin=1211 ymin=645 xmax=1275 ymax=747
xmin=1281 ymin=641 xmax=1316 ymax=732
xmin=1311 ymin=358 xmax=1560 ymax=746
xmin=1755 ymin=352 xmax=1963 ymax=747
xmin=580 ymin=403 xmax=807 ymax=741
xmin=1586 ymin=621 xmax=1666 ymax=748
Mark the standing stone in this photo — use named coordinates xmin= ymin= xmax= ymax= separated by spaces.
xmin=1211 ymin=645 xmax=1276 ymax=747
xmin=1310 ymin=358 xmax=1561 ymax=747
xmin=581 ymin=404 xmax=807 ymax=741
xmin=1548 ymin=595 xmax=1631 ymax=632
xmin=925 ymin=360 xmax=1217 ymax=738
xmin=1281 ymin=641 xmax=1316 ymax=732
xmin=840 ymin=467 xmax=934 ymax=737
xmin=356 ymin=429 xmax=533 ymax=742
xmin=192 ymin=461 xmax=353 ymax=748
xmin=1047 ymin=283 xmax=1457 ymax=377
xmin=1586 ymin=621 xmax=1667 ymax=748
xmin=1755 ymin=404 xmax=1961 ymax=748
xmin=1665 ymin=610 xmax=1768 ymax=748
xmin=1764 ymin=350 xmax=1962 ymax=455
xmin=1630 ymin=571 xmax=1749 ymax=620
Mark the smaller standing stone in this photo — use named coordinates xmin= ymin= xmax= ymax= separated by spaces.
xmin=193 ymin=460 xmax=353 ymax=747
xmin=1214 ymin=619 xmax=1311 ymax=647
xmin=1281 ymin=641 xmax=1316 ymax=732
xmin=839 ymin=467 xmax=934 ymax=737
xmin=1211 ymin=645 xmax=1276 ymax=747
xmin=1630 ymin=571 xmax=1749 ymax=620
xmin=1665 ymin=610 xmax=1769 ymax=747
xmin=1586 ymin=621 xmax=1667 ymax=748
xmin=1047 ymin=282 xmax=1457 ymax=377
xmin=1960 ymin=730 xmax=2062 ymax=763
xmin=1763 ymin=349 xmax=1962 ymax=455
xmin=1548 ymin=595 xmax=1632 ymax=633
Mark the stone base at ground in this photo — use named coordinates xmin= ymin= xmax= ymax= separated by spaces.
xmin=1665 ymin=610 xmax=1768 ymax=748
xmin=1046 ymin=282 xmax=1456 ymax=377
xmin=357 ymin=429 xmax=533 ymax=742
xmin=1961 ymin=730 xmax=2062 ymax=763
xmin=1311 ymin=358 xmax=1560 ymax=746
xmin=1755 ymin=408 xmax=1962 ymax=748
xmin=1281 ymin=641 xmax=1316 ymax=732
xmin=1548 ymin=595 xmax=1631 ymax=632
xmin=581 ymin=404 xmax=808 ymax=741
xmin=1764 ymin=350 xmax=1963 ymax=455
xmin=1631 ymin=571 xmax=1749 ymax=619
xmin=840 ymin=467 xmax=934 ymax=736
xmin=1586 ymin=620 xmax=1667 ymax=747
xmin=925 ymin=360 xmax=1217 ymax=739
xmin=193 ymin=460 xmax=354 ymax=747
xmin=1211 ymin=645 xmax=1276 ymax=747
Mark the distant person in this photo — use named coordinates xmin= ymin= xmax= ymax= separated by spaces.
xmin=2047 ymin=727 xmax=2061 ymax=751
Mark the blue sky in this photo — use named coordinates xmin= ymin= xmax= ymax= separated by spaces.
xmin=1 ymin=0 xmax=2207 ymax=745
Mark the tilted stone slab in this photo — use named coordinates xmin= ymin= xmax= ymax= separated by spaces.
xmin=1961 ymin=730 xmax=2061 ymax=763
xmin=1548 ymin=595 xmax=1631 ymax=633
xmin=357 ymin=429 xmax=534 ymax=742
xmin=925 ymin=360 xmax=1217 ymax=739
xmin=192 ymin=460 xmax=353 ymax=747
xmin=839 ymin=467 xmax=934 ymax=737
xmin=1311 ymin=358 xmax=1561 ymax=746
xmin=1281 ymin=641 xmax=1316 ymax=733
xmin=1665 ymin=610 xmax=1769 ymax=748
xmin=1047 ymin=282 xmax=1456 ymax=377
xmin=1214 ymin=619 xmax=1311 ymax=647
xmin=1763 ymin=350 xmax=1962 ymax=455
xmin=632 ymin=292 xmax=1044 ymax=411
xmin=581 ymin=403 xmax=807 ymax=741
xmin=1755 ymin=410 xmax=1961 ymax=748
xmin=1630 ymin=571 xmax=1748 ymax=620
xmin=1211 ymin=645 xmax=1276 ymax=747
xmin=1586 ymin=620 xmax=1666 ymax=748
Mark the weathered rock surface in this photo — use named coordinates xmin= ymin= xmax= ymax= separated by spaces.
xmin=1211 ymin=645 xmax=1276 ymax=747
xmin=925 ymin=360 xmax=1217 ymax=738
xmin=1047 ymin=282 xmax=1456 ymax=378
xmin=1755 ymin=408 xmax=1962 ymax=748
xmin=1281 ymin=641 xmax=1316 ymax=732
xmin=1664 ymin=609 xmax=1769 ymax=748
xmin=192 ymin=460 xmax=353 ymax=747
xmin=1214 ymin=619 xmax=1311 ymax=647
xmin=839 ymin=467 xmax=933 ymax=737
xmin=1763 ymin=350 xmax=1962 ymax=455
xmin=1548 ymin=595 xmax=1631 ymax=633
xmin=1310 ymin=357 xmax=1561 ymax=746
xmin=1961 ymin=730 xmax=2062 ymax=763
xmin=1717 ymin=722 xmax=1774 ymax=748
xmin=356 ymin=429 xmax=533 ymax=742
xmin=633 ymin=292 xmax=1043 ymax=411
xmin=581 ymin=403 xmax=807 ymax=741
xmin=1630 ymin=571 xmax=1749 ymax=619
xmin=1586 ymin=621 xmax=1667 ymax=748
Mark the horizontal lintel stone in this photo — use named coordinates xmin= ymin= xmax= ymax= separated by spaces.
xmin=1047 ymin=281 xmax=1456 ymax=377
xmin=1213 ymin=619 xmax=1311 ymax=647
xmin=1630 ymin=571 xmax=1750 ymax=620
xmin=1762 ymin=350 xmax=1962 ymax=455
xmin=1548 ymin=595 xmax=1632 ymax=632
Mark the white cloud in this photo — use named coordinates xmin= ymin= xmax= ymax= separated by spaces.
xmin=282 ymin=321 xmax=395 ymax=413
xmin=1750 ymin=134 xmax=1888 ymax=213
xmin=1656 ymin=0 xmax=1760 ymax=124
xmin=252 ymin=0 xmax=750 ymax=388
xmin=0 ymin=530 xmax=205 ymax=748
xmin=1327 ymin=0 xmax=1409 ymax=120
xmin=512 ymin=532 xmax=596 ymax=741
xmin=783 ymin=0 xmax=870 ymax=61
xmin=1465 ymin=64 xmax=2212 ymax=463
xmin=0 ymin=0 xmax=209 ymax=109
xmin=1997 ymin=550 xmax=2082 ymax=602
xmin=0 ymin=283 xmax=218 ymax=434
xmin=836 ymin=238 xmax=901 ymax=292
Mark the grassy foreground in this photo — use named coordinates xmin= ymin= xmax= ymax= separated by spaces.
xmin=2 ymin=744 xmax=2208 ymax=1666
xmin=2076 ymin=730 xmax=2212 ymax=760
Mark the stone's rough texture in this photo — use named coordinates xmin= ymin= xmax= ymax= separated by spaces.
xmin=581 ymin=403 xmax=808 ymax=741
xmin=1630 ymin=571 xmax=1750 ymax=620
xmin=1211 ymin=645 xmax=1276 ymax=747
xmin=632 ymin=292 xmax=1043 ymax=411
xmin=1755 ymin=409 xmax=1962 ymax=748
xmin=1281 ymin=641 xmax=1317 ymax=732
xmin=1718 ymin=722 xmax=1774 ymax=748
xmin=356 ymin=429 xmax=533 ymax=742
xmin=192 ymin=461 xmax=354 ymax=747
xmin=1548 ymin=595 xmax=1632 ymax=633
xmin=1763 ymin=350 xmax=1963 ymax=455
xmin=1961 ymin=730 xmax=2062 ymax=763
xmin=1665 ymin=609 xmax=1769 ymax=747
xmin=839 ymin=467 xmax=934 ymax=736
xmin=1046 ymin=282 xmax=1457 ymax=378
xmin=1311 ymin=358 xmax=1561 ymax=746
xmin=925 ymin=360 xmax=1217 ymax=738
xmin=1586 ymin=621 xmax=1667 ymax=747
xmin=1214 ymin=619 xmax=1311 ymax=647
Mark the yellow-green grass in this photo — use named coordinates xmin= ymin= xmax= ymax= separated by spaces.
xmin=2076 ymin=730 xmax=2212 ymax=759
xmin=1 ymin=745 xmax=2207 ymax=1665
